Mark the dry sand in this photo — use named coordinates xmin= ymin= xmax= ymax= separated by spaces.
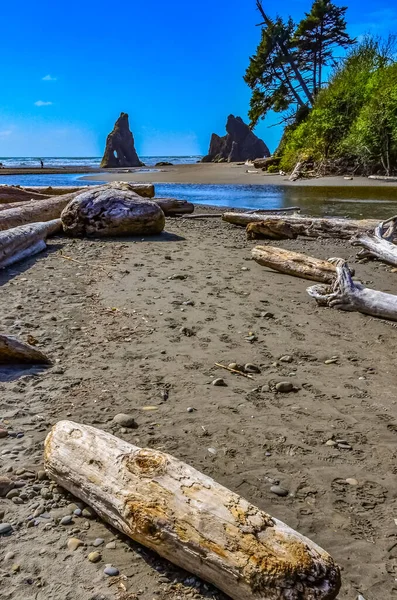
xmin=82 ymin=162 xmax=397 ymax=188
xmin=1 ymin=210 xmax=397 ymax=600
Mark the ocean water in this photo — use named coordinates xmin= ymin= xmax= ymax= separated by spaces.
xmin=0 ymin=156 xmax=201 ymax=168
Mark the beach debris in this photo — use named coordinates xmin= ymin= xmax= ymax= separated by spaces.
xmin=61 ymin=188 xmax=165 ymax=237
xmin=0 ymin=219 xmax=61 ymax=269
xmin=100 ymin=112 xmax=143 ymax=168
xmin=0 ymin=334 xmax=51 ymax=365
xmin=215 ymin=363 xmax=255 ymax=379
xmin=307 ymin=259 xmax=397 ymax=321
xmin=223 ymin=212 xmax=379 ymax=238
xmin=368 ymin=175 xmax=397 ymax=182
xmin=253 ymin=156 xmax=281 ymax=171
xmin=246 ymin=220 xmax=298 ymax=240
xmin=351 ymin=215 xmax=397 ymax=267
xmin=201 ymin=114 xmax=270 ymax=163
xmin=212 ymin=378 xmax=227 ymax=386
xmin=252 ymin=245 xmax=338 ymax=283
xmin=153 ymin=198 xmax=194 ymax=216
xmin=270 ymin=485 xmax=289 ymax=497
xmin=0 ymin=185 xmax=50 ymax=203
xmin=275 ymin=381 xmax=294 ymax=393
xmin=44 ymin=420 xmax=341 ymax=600
xmin=113 ymin=414 xmax=138 ymax=428
xmin=289 ymin=161 xmax=304 ymax=181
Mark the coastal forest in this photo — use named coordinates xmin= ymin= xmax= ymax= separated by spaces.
xmin=245 ymin=0 xmax=397 ymax=175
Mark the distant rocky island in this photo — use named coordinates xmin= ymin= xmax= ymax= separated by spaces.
xmin=101 ymin=113 xmax=143 ymax=168
xmin=201 ymin=115 xmax=270 ymax=163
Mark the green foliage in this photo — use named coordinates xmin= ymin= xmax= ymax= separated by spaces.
xmin=279 ymin=37 xmax=397 ymax=174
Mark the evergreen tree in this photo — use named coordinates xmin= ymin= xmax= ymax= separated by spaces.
xmin=294 ymin=1 xmax=355 ymax=95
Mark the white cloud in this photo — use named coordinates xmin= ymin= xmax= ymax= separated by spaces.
xmin=0 ymin=130 xmax=12 ymax=137
xmin=34 ymin=100 xmax=53 ymax=107
xmin=42 ymin=75 xmax=57 ymax=81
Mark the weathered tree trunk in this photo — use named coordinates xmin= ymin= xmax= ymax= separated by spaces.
xmin=0 ymin=334 xmax=50 ymax=364
xmin=223 ymin=213 xmax=379 ymax=239
xmin=0 ymin=219 xmax=61 ymax=269
xmin=23 ymin=183 xmax=156 ymax=199
xmin=44 ymin=420 xmax=340 ymax=600
xmin=153 ymin=198 xmax=194 ymax=215
xmin=368 ymin=175 xmax=397 ymax=182
xmin=252 ymin=245 xmax=337 ymax=283
xmin=289 ymin=161 xmax=304 ymax=181
xmin=351 ymin=217 xmax=397 ymax=267
xmin=0 ymin=185 xmax=50 ymax=204
xmin=307 ymin=260 xmax=397 ymax=321
xmin=246 ymin=220 xmax=298 ymax=240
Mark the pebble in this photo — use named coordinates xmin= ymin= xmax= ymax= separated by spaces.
xmin=6 ymin=489 xmax=20 ymax=500
xmin=0 ymin=476 xmax=14 ymax=498
xmin=113 ymin=413 xmax=137 ymax=428
xmin=279 ymin=355 xmax=293 ymax=363
xmin=74 ymin=508 xmax=82 ymax=516
xmin=346 ymin=478 xmax=358 ymax=486
xmin=337 ymin=441 xmax=352 ymax=450
xmin=60 ymin=515 xmax=74 ymax=526
xmin=325 ymin=357 xmax=338 ymax=364
xmin=67 ymin=537 xmax=84 ymax=551
xmin=82 ymin=507 xmax=95 ymax=519
xmin=244 ymin=363 xmax=261 ymax=374
xmin=261 ymin=311 xmax=274 ymax=319
xmin=93 ymin=537 xmax=105 ymax=547
xmin=36 ymin=470 xmax=48 ymax=481
xmin=4 ymin=551 xmax=15 ymax=561
xmin=40 ymin=487 xmax=52 ymax=499
xmin=212 ymin=378 xmax=227 ymax=387
xmin=228 ymin=362 xmax=239 ymax=371
xmin=275 ymin=381 xmax=294 ymax=393
xmin=0 ymin=523 xmax=13 ymax=535
xmin=207 ymin=447 xmax=217 ymax=455
xmin=104 ymin=566 xmax=119 ymax=576
xmin=88 ymin=551 xmax=102 ymax=563
xmin=0 ymin=428 xmax=8 ymax=438
xmin=186 ymin=407 xmax=195 ymax=413
xmin=325 ymin=440 xmax=336 ymax=446
xmin=105 ymin=541 xmax=116 ymax=549
xmin=270 ymin=485 xmax=289 ymax=497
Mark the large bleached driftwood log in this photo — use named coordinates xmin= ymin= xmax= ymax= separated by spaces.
xmin=0 ymin=219 xmax=61 ymax=269
xmin=351 ymin=216 xmax=397 ymax=267
xmin=289 ymin=161 xmax=304 ymax=181
xmin=22 ymin=183 xmax=155 ymax=199
xmin=61 ymin=188 xmax=165 ymax=237
xmin=0 ymin=334 xmax=50 ymax=364
xmin=252 ymin=245 xmax=337 ymax=283
xmin=153 ymin=198 xmax=194 ymax=215
xmin=307 ymin=260 xmax=397 ymax=321
xmin=223 ymin=213 xmax=378 ymax=239
xmin=246 ymin=220 xmax=298 ymax=240
xmin=44 ymin=420 xmax=341 ymax=600
xmin=368 ymin=175 xmax=397 ymax=182
xmin=0 ymin=185 xmax=50 ymax=204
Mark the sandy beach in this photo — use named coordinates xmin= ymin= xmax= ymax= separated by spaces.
xmin=1 ymin=208 xmax=396 ymax=600
xmin=81 ymin=162 xmax=397 ymax=187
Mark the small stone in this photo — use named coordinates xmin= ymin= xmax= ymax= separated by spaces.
xmin=0 ymin=428 xmax=8 ymax=438
xmin=186 ymin=407 xmax=195 ymax=413
xmin=82 ymin=507 xmax=95 ymax=519
xmin=40 ymin=487 xmax=52 ymax=500
xmin=179 ymin=326 xmax=194 ymax=337
xmin=36 ymin=470 xmax=48 ymax=481
xmin=346 ymin=478 xmax=358 ymax=486
xmin=241 ymin=266 xmax=249 ymax=271
xmin=88 ymin=551 xmax=101 ymax=563
xmin=325 ymin=440 xmax=336 ymax=447
xmin=74 ymin=508 xmax=82 ymax=516
xmin=244 ymin=363 xmax=261 ymax=374
xmin=279 ymin=355 xmax=293 ymax=363
xmin=212 ymin=378 xmax=227 ymax=387
xmin=67 ymin=537 xmax=83 ymax=551
xmin=324 ymin=358 xmax=338 ymax=365
xmin=104 ymin=566 xmax=119 ymax=576
xmin=0 ymin=523 xmax=13 ymax=535
xmin=93 ymin=538 xmax=104 ymax=547
xmin=207 ymin=447 xmax=217 ymax=455
xmin=113 ymin=414 xmax=137 ymax=428
xmin=4 ymin=551 xmax=15 ymax=561
xmin=60 ymin=515 xmax=74 ymax=526
xmin=0 ymin=476 xmax=14 ymax=498
xmin=182 ymin=300 xmax=195 ymax=306
xmin=6 ymin=489 xmax=20 ymax=500
xmin=275 ymin=381 xmax=294 ymax=393
xmin=270 ymin=485 xmax=289 ymax=497
xmin=11 ymin=564 xmax=20 ymax=573
xmin=105 ymin=541 xmax=116 ymax=549
xmin=168 ymin=274 xmax=186 ymax=280
xmin=261 ymin=311 xmax=274 ymax=319
xmin=228 ymin=363 xmax=239 ymax=371
xmin=337 ymin=442 xmax=352 ymax=450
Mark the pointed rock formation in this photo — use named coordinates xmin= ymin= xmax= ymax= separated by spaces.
xmin=100 ymin=113 xmax=143 ymax=168
xmin=201 ymin=115 xmax=270 ymax=163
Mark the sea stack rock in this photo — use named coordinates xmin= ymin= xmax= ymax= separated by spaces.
xmin=100 ymin=113 xmax=143 ymax=168
xmin=201 ymin=115 xmax=270 ymax=163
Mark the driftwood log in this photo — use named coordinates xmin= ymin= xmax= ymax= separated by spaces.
xmin=44 ymin=420 xmax=341 ymax=600
xmin=61 ymin=188 xmax=165 ymax=237
xmin=223 ymin=213 xmax=379 ymax=239
xmin=0 ymin=335 xmax=50 ymax=364
xmin=0 ymin=185 xmax=50 ymax=204
xmin=153 ymin=198 xmax=194 ymax=215
xmin=246 ymin=220 xmax=298 ymax=240
xmin=351 ymin=216 xmax=397 ymax=267
xmin=307 ymin=260 xmax=397 ymax=321
xmin=252 ymin=246 xmax=338 ymax=283
xmin=0 ymin=219 xmax=61 ymax=269
xmin=289 ymin=161 xmax=304 ymax=181
xmin=368 ymin=175 xmax=397 ymax=182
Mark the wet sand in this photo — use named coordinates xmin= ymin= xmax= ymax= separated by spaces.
xmin=1 ymin=210 xmax=396 ymax=600
xmin=81 ymin=162 xmax=397 ymax=188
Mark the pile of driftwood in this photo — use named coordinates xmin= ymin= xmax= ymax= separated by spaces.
xmin=0 ymin=182 xmax=194 ymax=269
xmin=224 ymin=209 xmax=397 ymax=322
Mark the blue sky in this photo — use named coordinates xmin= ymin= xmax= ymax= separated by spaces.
xmin=0 ymin=0 xmax=396 ymax=157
